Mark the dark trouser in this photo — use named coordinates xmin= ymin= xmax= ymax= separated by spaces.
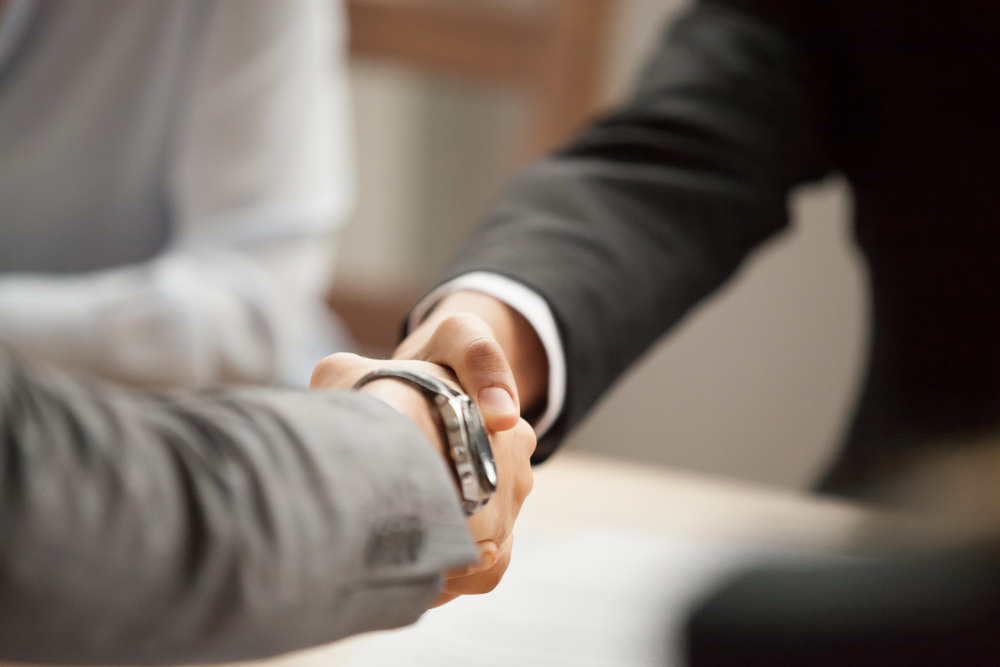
xmin=685 ymin=541 xmax=1000 ymax=666
xmin=689 ymin=401 xmax=1000 ymax=667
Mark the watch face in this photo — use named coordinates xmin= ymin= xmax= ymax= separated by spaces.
xmin=463 ymin=399 xmax=498 ymax=491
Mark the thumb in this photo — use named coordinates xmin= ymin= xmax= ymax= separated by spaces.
xmin=417 ymin=314 xmax=520 ymax=433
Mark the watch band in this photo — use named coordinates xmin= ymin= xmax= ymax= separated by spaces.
xmin=353 ymin=367 xmax=460 ymax=402
xmin=353 ymin=367 xmax=496 ymax=515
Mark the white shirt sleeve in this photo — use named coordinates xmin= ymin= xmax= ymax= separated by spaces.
xmin=172 ymin=0 xmax=355 ymax=246
xmin=409 ymin=272 xmax=567 ymax=438
xmin=0 ymin=0 xmax=354 ymax=388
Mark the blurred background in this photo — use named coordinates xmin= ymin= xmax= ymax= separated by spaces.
xmin=332 ymin=0 xmax=870 ymax=490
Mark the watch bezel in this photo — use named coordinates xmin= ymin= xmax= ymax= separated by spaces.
xmin=437 ymin=392 xmax=496 ymax=514
xmin=461 ymin=398 xmax=498 ymax=492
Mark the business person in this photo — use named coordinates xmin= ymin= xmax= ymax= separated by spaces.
xmin=0 ymin=341 xmax=534 ymax=665
xmin=0 ymin=0 xmax=352 ymax=388
xmin=392 ymin=0 xmax=1000 ymax=500
xmin=383 ymin=2 xmax=1000 ymax=662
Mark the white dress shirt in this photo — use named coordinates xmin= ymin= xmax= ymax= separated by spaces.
xmin=0 ymin=0 xmax=354 ymax=387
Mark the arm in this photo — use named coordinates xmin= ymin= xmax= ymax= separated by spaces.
xmin=398 ymin=1 xmax=834 ymax=459
xmin=0 ymin=0 xmax=354 ymax=388
xmin=0 ymin=347 xmax=477 ymax=665
xmin=0 ymin=241 xmax=337 ymax=388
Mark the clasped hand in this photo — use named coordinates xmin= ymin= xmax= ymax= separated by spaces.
xmin=310 ymin=313 xmax=534 ymax=606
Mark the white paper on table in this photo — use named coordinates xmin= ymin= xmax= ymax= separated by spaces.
xmin=343 ymin=529 xmax=836 ymax=667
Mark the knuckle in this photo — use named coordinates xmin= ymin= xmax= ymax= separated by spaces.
xmin=320 ymin=352 xmax=358 ymax=368
xmin=517 ymin=421 xmax=538 ymax=456
xmin=519 ymin=469 xmax=535 ymax=501
xmin=438 ymin=313 xmax=491 ymax=337
xmin=310 ymin=352 xmax=360 ymax=386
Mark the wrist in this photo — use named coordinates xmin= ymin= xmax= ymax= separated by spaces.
xmin=355 ymin=367 xmax=499 ymax=515
xmin=358 ymin=380 xmax=445 ymax=457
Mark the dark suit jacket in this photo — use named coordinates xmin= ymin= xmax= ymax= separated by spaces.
xmin=435 ymin=0 xmax=1000 ymax=490
xmin=0 ymin=348 xmax=475 ymax=665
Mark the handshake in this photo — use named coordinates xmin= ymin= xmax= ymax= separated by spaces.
xmin=0 ymin=290 xmax=549 ymax=665
xmin=311 ymin=292 xmax=542 ymax=606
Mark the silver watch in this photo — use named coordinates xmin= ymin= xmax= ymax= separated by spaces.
xmin=353 ymin=367 xmax=498 ymax=515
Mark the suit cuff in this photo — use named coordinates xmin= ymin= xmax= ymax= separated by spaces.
xmin=409 ymin=272 xmax=566 ymax=438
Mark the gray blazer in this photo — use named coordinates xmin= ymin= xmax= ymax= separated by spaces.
xmin=0 ymin=347 xmax=476 ymax=664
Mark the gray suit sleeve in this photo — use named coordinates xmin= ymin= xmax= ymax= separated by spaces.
xmin=0 ymin=347 xmax=477 ymax=665
xmin=433 ymin=1 xmax=833 ymax=460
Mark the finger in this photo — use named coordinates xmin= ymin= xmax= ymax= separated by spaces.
xmin=465 ymin=496 xmax=507 ymax=553
xmin=512 ymin=417 xmax=539 ymax=460
xmin=467 ymin=540 xmax=499 ymax=574
xmin=394 ymin=322 xmax=432 ymax=362
xmin=417 ymin=314 xmax=520 ymax=433
xmin=441 ymin=535 xmax=514 ymax=597
xmin=468 ymin=421 xmax=535 ymax=520
xmin=444 ymin=540 xmax=498 ymax=580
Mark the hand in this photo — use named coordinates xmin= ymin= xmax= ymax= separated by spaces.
xmin=394 ymin=291 xmax=549 ymax=428
xmin=434 ymin=416 xmax=534 ymax=607
xmin=310 ymin=353 xmax=536 ymax=603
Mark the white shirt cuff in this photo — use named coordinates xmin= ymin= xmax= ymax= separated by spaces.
xmin=409 ymin=272 xmax=566 ymax=438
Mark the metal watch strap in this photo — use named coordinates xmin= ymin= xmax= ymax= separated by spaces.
xmin=353 ymin=367 xmax=493 ymax=515
xmin=353 ymin=367 xmax=460 ymax=402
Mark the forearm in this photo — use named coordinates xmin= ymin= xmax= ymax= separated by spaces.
xmin=0 ymin=240 xmax=329 ymax=388
xmin=0 ymin=348 xmax=475 ymax=665
xmin=0 ymin=274 xmax=107 ymax=376
xmin=429 ymin=2 xmax=832 ymax=445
